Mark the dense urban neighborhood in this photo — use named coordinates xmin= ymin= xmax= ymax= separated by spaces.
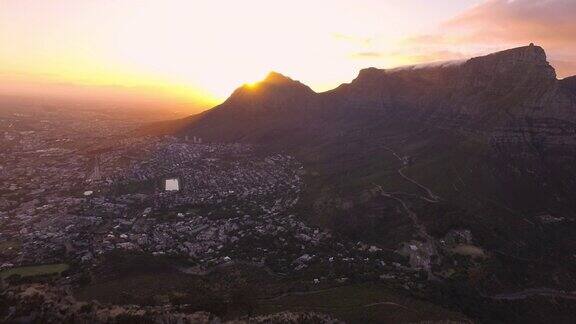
xmin=1 ymin=114 xmax=403 ymax=278
xmin=1 ymin=109 xmax=459 ymax=323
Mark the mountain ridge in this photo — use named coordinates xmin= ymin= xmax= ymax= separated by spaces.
xmin=140 ymin=44 xmax=576 ymax=148
xmin=146 ymin=44 xmax=575 ymax=143
xmin=139 ymin=44 xmax=576 ymax=302
xmin=142 ymin=44 xmax=570 ymax=134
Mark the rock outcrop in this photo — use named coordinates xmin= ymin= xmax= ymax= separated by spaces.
xmin=1 ymin=284 xmax=341 ymax=324
xmin=222 ymin=71 xmax=316 ymax=112
xmin=326 ymin=44 xmax=564 ymax=129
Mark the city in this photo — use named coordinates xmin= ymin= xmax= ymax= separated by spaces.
xmin=3 ymin=1 xmax=576 ymax=322
xmin=1 ymin=110 xmax=447 ymax=322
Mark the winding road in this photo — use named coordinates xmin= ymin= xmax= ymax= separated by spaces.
xmin=370 ymin=144 xmax=446 ymax=276
xmin=492 ymin=288 xmax=576 ymax=301
xmin=381 ymin=145 xmax=440 ymax=203
xmin=375 ymin=144 xmax=442 ymax=242
xmin=375 ymin=185 xmax=432 ymax=242
xmin=378 ymin=144 xmax=576 ymax=301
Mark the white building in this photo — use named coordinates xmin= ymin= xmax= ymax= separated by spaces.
xmin=165 ymin=178 xmax=180 ymax=191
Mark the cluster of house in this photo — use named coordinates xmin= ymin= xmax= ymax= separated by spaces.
xmin=0 ymin=113 xmax=425 ymax=286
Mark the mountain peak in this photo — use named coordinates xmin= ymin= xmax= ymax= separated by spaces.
xmin=243 ymin=71 xmax=313 ymax=93
xmin=467 ymin=43 xmax=556 ymax=79
xmin=152 ymin=44 xmax=572 ymax=146
xmin=348 ymin=44 xmax=556 ymax=91
xmin=357 ymin=67 xmax=384 ymax=79
xmin=477 ymin=43 xmax=549 ymax=65
xmin=221 ymin=71 xmax=315 ymax=111
xmin=239 ymin=71 xmax=310 ymax=90
xmin=262 ymin=71 xmax=295 ymax=84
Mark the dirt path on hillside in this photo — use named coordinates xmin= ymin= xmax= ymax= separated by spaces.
xmin=492 ymin=288 xmax=576 ymax=300
xmin=371 ymin=145 xmax=444 ymax=277
xmin=381 ymin=145 xmax=440 ymax=203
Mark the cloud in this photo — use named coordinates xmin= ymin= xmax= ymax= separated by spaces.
xmin=445 ymin=0 xmax=576 ymax=42
xmin=554 ymin=61 xmax=576 ymax=78
xmin=333 ymin=33 xmax=374 ymax=46
xmin=341 ymin=0 xmax=576 ymax=77
xmin=441 ymin=0 xmax=576 ymax=77
xmin=350 ymin=52 xmax=385 ymax=59
xmin=364 ymin=0 xmax=576 ymax=77
xmin=393 ymin=50 xmax=469 ymax=63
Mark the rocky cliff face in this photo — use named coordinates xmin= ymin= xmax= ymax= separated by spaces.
xmin=138 ymin=44 xmax=576 ymax=154
xmin=562 ymin=75 xmax=576 ymax=96
xmin=325 ymin=44 xmax=565 ymax=129
xmin=167 ymin=44 xmax=576 ymax=147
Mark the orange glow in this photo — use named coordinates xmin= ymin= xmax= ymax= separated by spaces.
xmin=1 ymin=0 xmax=575 ymax=113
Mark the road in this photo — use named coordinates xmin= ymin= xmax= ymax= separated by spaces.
xmin=372 ymin=144 xmax=447 ymax=277
xmin=381 ymin=145 xmax=440 ymax=203
xmin=258 ymin=287 xmax=344 ymax=302
xmin=259 ymin=287 xmax=415 ymax=311
xmin=375 ymin=186 xmax=432 ymax=242
xmin=492 ymin=288 xmax=576 ymax=300
xmin=375 ymin=144 xmax=443 ymax=242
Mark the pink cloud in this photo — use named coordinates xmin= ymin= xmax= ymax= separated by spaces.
xmin=442 ymin=0 xmax=576 ymax=77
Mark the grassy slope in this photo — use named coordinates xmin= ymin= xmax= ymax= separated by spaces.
xmin=256 ymin=283 xmax=471 ymax=324
xmin=1 ymin=263 xmax=69 ymax=280
xmin=74 ymin=252 xmax=469 ymax=322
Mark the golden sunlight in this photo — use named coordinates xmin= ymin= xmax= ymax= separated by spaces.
xmin=2 ymin=0 xmax=575 ymax=113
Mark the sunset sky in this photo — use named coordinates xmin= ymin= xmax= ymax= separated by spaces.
xmin=1 ymin=0 xmax=575 ymax=113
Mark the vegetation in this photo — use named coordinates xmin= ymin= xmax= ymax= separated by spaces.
xmin=0 ymin=240 xmax=20 ymax=254
xmin=256 ymin=283 xmax=470 ymax=324
xmin=1 ymin=263 xmax=69 ymax=280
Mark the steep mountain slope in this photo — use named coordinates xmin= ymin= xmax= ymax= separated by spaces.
xmin=326 ymin=44 xmax=563 ymax=127
xmin=562 ymin=75 xmax=576 ymax=96
xmin=165 ymin=45 xmax=575 ymax=147
xmin=145 ymin=45 xmax=576 ymax=300
xmin=156 ymin=72 xmax=318 ymax=142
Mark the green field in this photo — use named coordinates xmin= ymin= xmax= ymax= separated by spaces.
xmin=71 ymin=252 xmax=469 ymax=322
xmin=1 ymin=263 xmax=69 ymax=280
xmin=0 ymin=240 xmax=21 ymax=253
